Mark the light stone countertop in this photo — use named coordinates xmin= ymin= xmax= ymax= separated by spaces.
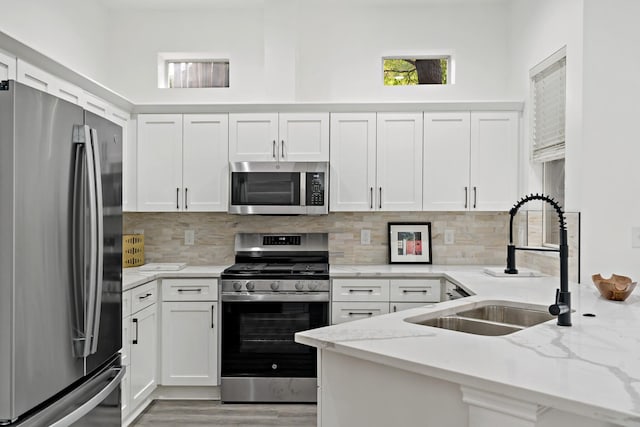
xmin=122 ymin=265 xmax=228 ymax=291
xmin=297 ymin=266 xmax=640 ymax=426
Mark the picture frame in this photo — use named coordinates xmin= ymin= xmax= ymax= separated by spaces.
xmin=388 ymin=222 xmax=432 ymax=264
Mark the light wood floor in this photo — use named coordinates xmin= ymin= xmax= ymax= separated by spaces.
xmin=130 ymin=400 xmax=317 ymax=427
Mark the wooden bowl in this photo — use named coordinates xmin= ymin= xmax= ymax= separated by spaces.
xmin=592 ymin=274 xmax=637 ymax=301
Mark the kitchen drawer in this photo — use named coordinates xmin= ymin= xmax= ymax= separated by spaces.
xmin=390 ymin=302 xmax=433 ymax=313
xmin=332 ymin=279 xmax=389 ymax=302
xmin=130 ymin=280 xmax=158 ymax=314
xmin=162 ymin=278 xmax=218 ymax=302
xmin=331 ymin=302 xmax=389 ymax=324
xmin=122 ymin=290 xmax=132 ymax=319
xmin=389 ymin=278 xmax=442 ymax=303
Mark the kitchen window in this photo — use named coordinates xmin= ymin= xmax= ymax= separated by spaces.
xmin=530 ymin=47 xmax=566 ymax=246
xmin=383 ymin=56 xmax=451 ymax=86
xmin=158 ymin=53 xmax=229 ymax=88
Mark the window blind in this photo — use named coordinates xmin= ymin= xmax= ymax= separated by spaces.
xmin=167 ymin=61 xmax=229 ymax=88
xmin=531 ymin=56 xmax=566 ymax=162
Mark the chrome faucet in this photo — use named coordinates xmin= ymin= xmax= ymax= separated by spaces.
xmin=504 ymin=193 xmax=571 ymax=326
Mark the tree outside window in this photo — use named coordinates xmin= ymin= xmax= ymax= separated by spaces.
xmin=383 ymin=58 xmax=449 ymax=86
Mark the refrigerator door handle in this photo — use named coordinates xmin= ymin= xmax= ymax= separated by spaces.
xmin=48 ymin=366 xmax=125 ymax=427
xmin=71 ymin=125 xmax=99 ymax=358
xmin=89 ymin=128 xmax=104 ymax=355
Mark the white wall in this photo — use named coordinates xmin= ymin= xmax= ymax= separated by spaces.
xmin=105 ymin=0 xmax=513 ymax=104
xmin=579 ymin=0 xmax=640 ymax=282
xmin=507 ymin=0 xmax=583 ymax=211
xmin=105 ymin=6 xmax=266 ymax=104
xmin=0 ymin=0 xmax=110 ymax=84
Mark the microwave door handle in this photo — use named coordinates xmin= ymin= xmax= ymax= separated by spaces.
xmin=300 ymin=172 xmax=306 ymax=207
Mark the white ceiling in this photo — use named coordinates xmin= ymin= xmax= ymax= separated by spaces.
xmin=99 ymin=0 xmax=507 ymax=10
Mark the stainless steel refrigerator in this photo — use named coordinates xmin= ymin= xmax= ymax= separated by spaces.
xmin=0 ymin=80 xmax=123 ymax=426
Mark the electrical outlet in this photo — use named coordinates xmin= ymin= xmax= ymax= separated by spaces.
xmin=632 ymin=227 xmax=640 ymax=248
xmin=133 ymin=229 xmax=144 ymax=235
xmin=444 ymin=229 xmax=455 ymax=245
xmin=361 ymin=229 xmax=371 ymax=245
xmin=185 ymin=230 xmax=195 ymax=246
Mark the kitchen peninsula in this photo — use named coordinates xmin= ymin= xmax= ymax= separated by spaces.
xmin=296 ymin=266 xmax=640 ymax=427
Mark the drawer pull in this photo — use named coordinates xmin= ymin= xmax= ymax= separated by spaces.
xmin=177 ymin=288 xmax=202 ymax=293
xmin=348 ymin=289 xmax=374 ymax=293
xmin=402 ymin=289 xmax=429 ymax=294
xmin=348 ymin=312 xmax=374 ymax=317
xmin=138 ymin=293 xmax=152 ymax=300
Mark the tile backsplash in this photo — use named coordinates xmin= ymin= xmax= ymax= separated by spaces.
xmin=123 ymin=211 xmax=511 ymax=266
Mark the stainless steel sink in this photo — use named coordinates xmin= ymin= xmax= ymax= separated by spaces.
xmin=405 ymin=301 xmax=554 ymax=336
xmin=455 ymin=305 xmax=555 ymax=327
xmin=416 ymin=316 xmax=522 ymax=336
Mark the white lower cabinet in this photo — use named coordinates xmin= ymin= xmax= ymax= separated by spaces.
xmin=129 ymin=301 xmax=158 ymax=410
xmin=332 ymin=277 xmax=445 ymax=323
xmin=161 ymin=301 xmax=218 ymax=386
xmin=332 ymin=301 xmax=390 ymax=324
xmin=160 ymin=278 xmax=219 ymax=387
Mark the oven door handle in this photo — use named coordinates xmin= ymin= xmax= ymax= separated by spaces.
xmin=221 ymin=293 xmax=329 ymax=303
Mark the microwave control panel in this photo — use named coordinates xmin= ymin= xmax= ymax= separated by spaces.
xmin=306 ymin=172 xmax=325 ymax=206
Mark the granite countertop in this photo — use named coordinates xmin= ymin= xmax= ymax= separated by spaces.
xmin=122 ymin=265 xmax=228 ymax=291
xmin=296 ymin=266 xmax=640 ymax=426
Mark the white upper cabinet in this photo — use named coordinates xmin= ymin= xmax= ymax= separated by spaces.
xmin=330 ymin=112 xmax=423 ymax=212
xmin=229 ymin=112 xmax=329 ymax=162
xmin=137 ymin=114 xmax=229 ymax=212
xmin=330 ymin=113 xmax=377 ymax=211
xmin=376 ymin=113 xmax=423 ymax=211
xmin=277 ymin=113 xmax=329 ymax=161
xmin=423 ymin=111 xmax=519 ymax=211
xmin=17 ymin=59 xmax=85 ymax=105
xmin=16 ymin=59 xmax=53 ymax=92
xmin=470 ymin=111 xmax=519 ymax=211
xmin=423 ymin=112 xmax=471 ymax=211
xmin=137 ymin=114 xmax=184 ymax=211
xmin=0 ymin=50 xmax=16 ymax=81
xmin=182 ymin=114 xmax=229 ymax=211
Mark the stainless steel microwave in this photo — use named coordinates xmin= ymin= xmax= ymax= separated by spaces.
xmin=229 ymin=162 xmax=329 ymax=215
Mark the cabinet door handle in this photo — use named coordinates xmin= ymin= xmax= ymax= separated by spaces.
xmin=348 ymin=312 xmax=374 ymax=317
xmin=176 ymin=188 xmax=180 ymax=210
xmin=177 ymin=288 xmax=202 ymax=293
xmin=138 ymin=293 xmax=152 ymax=300
xmin=272 ymin=140 xmax=276 ymax=158
xmin=281 ymin=140 xmax=285 ymax=158
xmin=348 ymin=289 xmax=374 ymax=293
xmin=464 ymin=186 xmax=468 ymax=209
xmin=473 ymin=186 xmax=477 ymax=209
xmin=393 ymin=305 xmax=397 ymax=313
xmin=402 ymin=289 xmax=428 ymax=294
xmin=184 ymin=188 xmax=188 ymax=210
xmin=370 ymin=187 xmax=373 ymax=209
xmin=211 ymin=305 xmax=215 ymax=329
xmin=132 ymin=318 xmax=139 ymax=345
xmin=379 ymin=187 xmax=382 ymax=209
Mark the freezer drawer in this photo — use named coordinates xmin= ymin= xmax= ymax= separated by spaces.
xmin=13 ymin=360 xmax=124 ymax=427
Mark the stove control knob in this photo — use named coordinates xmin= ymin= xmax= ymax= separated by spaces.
xmin=270 ymin=281 xmax=280 ymax=291
xmin=246 ymin=281 xmax=255 ymax=291
xmin=294 ymin=281 xmax=304 ymax=291
xmin=232 ymin=281 xmax=242 ymax=291
xmin=308 ymin=281 xmax=319 ymax=291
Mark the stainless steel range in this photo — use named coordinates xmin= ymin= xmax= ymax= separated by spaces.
xmin=220 ymin=233 xmax=329 ymax=403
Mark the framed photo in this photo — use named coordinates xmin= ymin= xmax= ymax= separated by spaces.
xmin=388 ymin=222 xmax=432 ymax=264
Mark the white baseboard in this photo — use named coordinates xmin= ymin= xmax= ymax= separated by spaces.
xmin=153 ymin=385 xmax=221 ymax=400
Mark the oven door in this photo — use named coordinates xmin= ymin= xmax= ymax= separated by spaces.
xmin=220 ymin=298 xmax=328 ymax=402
